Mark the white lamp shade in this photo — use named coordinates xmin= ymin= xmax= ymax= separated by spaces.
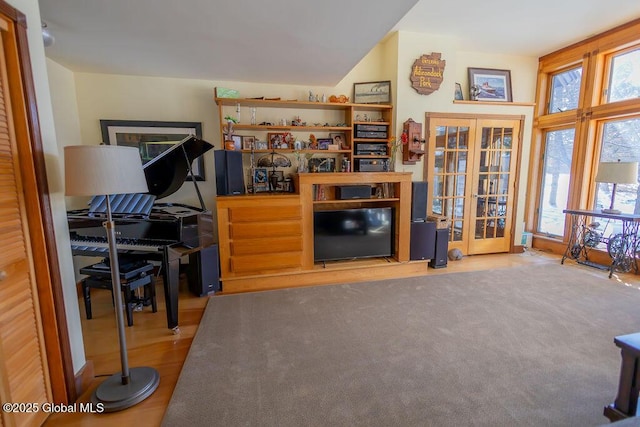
xmin=595 ymin=161 xmax=638 ymax=184
xmin=64 ymin=145 xmax=149 ymax=196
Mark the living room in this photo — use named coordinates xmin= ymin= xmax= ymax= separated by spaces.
xmin=2 ymin=0 xmax=640 ymax=425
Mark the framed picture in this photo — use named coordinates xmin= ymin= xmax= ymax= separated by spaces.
xmin=353 ymin=80 xmax=392 ymax=104
xmin=231 ymin=135 xmax=242 ymax=151
xmin=317 ymin=138 xmax=332 ymax=150
xmin=267 ymin=132 xmax=286 ymax=149
xmin=100 ymin=120 xmax=205 ymax=180
xmin=329 ymin=132 xmax=347 ymax=149
xmin=270 ymin=170 xmax=285 ymax=191
xmin=454 ymin=82 xmax=464 ymax=100
xmin=253 ymin=167 xmax=269 ymax=192
xmin=467 ymin=68 xmax=512 ymax=102
xmin=242 ymin=136 xmax=256 ymax=150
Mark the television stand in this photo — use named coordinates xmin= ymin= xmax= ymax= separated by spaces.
xmin=216 ymin=172 xmax=429 ymax=293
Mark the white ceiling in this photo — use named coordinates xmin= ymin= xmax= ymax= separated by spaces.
xmin=38 ymin=0 xmax=640 ymax=86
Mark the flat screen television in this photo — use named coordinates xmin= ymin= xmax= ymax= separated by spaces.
xmin=313 ymin=207 xmax=393 ymax=262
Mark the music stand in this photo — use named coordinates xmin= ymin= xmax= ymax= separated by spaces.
xmin=64 ymin=145 xmax=160 ymax=412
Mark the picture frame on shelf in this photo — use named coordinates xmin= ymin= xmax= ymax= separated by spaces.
xmin=231 ymin=135 xmax=242 ymax=151
xmin=242 ymin=136 xmax=256 ymax=150
xmin=255 ymin=140 xmax=268 ymax=150
xmin=268 ymin=132 xmax=287 ymax=149
xmin=269 ymin=170 xmax=285 ymax=191
xmin=454 ymin=83 xmax=464 ymax=100
xmin=329 ymin=132 xmax=347 ymax=149
xmin=99 ymin=119 xmax=205 ymax=180
xmin=317 ymin=138 xmax=332 ymax=150
xmin=467 ymin=68 xmax=512 ymax=102
xmin=253 ymin=167 xmax=269 ymax=192
xmin=353 ymin=80 xmax=391 ymax=104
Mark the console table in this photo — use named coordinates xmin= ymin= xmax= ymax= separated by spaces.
xmin=561 ymin=209 xmax=640 ymax=277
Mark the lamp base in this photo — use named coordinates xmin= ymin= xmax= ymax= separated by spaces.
xmin=601 ymin=208 xmax=622 ymax=214
xmin=92 ymin=366 xmax=160 ymax=412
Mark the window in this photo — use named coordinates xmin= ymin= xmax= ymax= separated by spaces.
xmin=530 ymin=20 xmax=640 ymax=251
xmin=548 ymin=67 xmax=582 ymax=114
xmin=538 ymin=129 xmax=575 ymax=236
xmin=606 ymin=48 xmax=640 ymax=103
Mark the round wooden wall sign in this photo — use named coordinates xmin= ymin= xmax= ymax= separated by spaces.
xmin=410 ymin=52 xmax=446 ymax=95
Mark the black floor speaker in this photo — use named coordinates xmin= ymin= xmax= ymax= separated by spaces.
xmin=429 ymin=228 xmax=449 ymax=269
xmin=187 ymin=244 xmax=221 ymax=296
xmin=214 ymin=150 xmax=245 ymax=195
xmin=411 ymin=181 xmax=428 ymax=221
xmin=410 ymin=221 xmax=436 ymax=260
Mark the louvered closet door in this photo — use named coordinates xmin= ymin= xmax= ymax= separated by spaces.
xmin=0 ymin=18 xmax=52 ymax=427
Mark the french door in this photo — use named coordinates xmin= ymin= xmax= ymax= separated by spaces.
xmin=425 ymin=113 xmax=522 ymax=255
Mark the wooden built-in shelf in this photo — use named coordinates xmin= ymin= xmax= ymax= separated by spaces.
xmin=313 ymin=197 xmax=400 ymax=205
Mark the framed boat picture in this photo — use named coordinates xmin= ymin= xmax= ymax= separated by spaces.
xmin=467 ymin=68 xmax=512 ymax=102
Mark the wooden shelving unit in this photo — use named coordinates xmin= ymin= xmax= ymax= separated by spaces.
xmin=214 ymin=89 xmax=393 ymax=174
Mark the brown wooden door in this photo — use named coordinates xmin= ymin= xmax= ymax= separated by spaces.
xmin=0 ymin=18 xmax=52 ymax=427
xmin=426 ymin=113 xmax=522 ymax=255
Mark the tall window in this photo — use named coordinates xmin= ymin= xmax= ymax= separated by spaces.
xmin=538 ymin=129 xmax=575 ymax=236
xmin=530 ymin=18 xmax=640 ymax=251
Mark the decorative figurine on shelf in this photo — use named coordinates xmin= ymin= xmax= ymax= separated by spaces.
xmin=470 ymin=85 xmax=481 ymax=101
xmin=309 ymin=134 xmax=318 ymax=150
xmin=309 ymin=91 xmax=314 ymax=102
xmin=223 ymin=116 xmax=238 ymax=150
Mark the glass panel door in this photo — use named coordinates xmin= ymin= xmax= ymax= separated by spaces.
xmin=468 ymin=120 xmax=520 ymax=254
xmin=428 ymin=119 xmax=475 ymax=251
xmin=426 ymin=114 xmax=521 ymax=255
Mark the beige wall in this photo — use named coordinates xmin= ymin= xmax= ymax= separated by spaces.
xmin=391 ymin=31 xmax=538 ymax=242
xmin=8 ymin=0 xmax=86 ymax=373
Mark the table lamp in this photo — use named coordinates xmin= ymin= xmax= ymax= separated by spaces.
xmin=64 ymin=145 xmax=159 ymax=412
xmin=594 ymin=160 xmax=638 ymax=214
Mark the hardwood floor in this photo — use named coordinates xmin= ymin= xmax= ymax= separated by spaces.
xmin=45 ymin=250 xmax=640 ymax=426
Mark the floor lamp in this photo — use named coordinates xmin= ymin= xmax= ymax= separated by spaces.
xmin=64 ymin=145 xmax=160 ymax=412
xmin=595 ymin=160 xmax=638 ymax=214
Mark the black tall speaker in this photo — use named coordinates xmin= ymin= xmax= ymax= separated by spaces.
xmin=411 ymin=181 xmax=428 ymax=221
xmin=214 ymin=150 xmax=245 ymax=195
xmin=410 ymin=221 xmax=436 ymax=260
xmin=429 ymin=228 xmax=449 ymax=269
xmin=187 ymin=245 xmax=221 ymax=297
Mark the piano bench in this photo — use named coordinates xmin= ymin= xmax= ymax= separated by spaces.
xmin=80 ymin=262 xmax=157 ymax=327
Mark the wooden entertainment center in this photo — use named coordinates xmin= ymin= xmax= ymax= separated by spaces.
xmin=216 ymin=172 xmax=429 ymax=293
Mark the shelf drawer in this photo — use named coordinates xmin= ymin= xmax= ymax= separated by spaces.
xmin=229 ymin=205 xmax=301 ymax=222
xmin=231 ymin=252 xmax=303 ymax=273
xmin=231 ymin=236 xmax=302 ymax=255
xmin=230 ymin=221 xmax=302 ymax=239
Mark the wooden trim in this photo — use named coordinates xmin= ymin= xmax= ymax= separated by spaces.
xmin=0 ymin=3 xmax=75 ymax=403
xmin=426 ymin=111 xmax=525 ymax=121
xmin=539 ymin=17 xmax=640 ymax=61
xmin=452 ymin=100 xmax=535 ymax=107
xmin=73 ymin=360 xmax=94 ymax=398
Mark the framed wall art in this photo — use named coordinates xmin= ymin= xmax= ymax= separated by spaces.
xmin=242 ymin=136 xmax=256 ymax=150
xmin=353 ymin=80 xmax=391 ymax=104
xmin=467 ymin=68 xmax=512 ymax=102
xmin=100 ymin=119 xmax=205 ymax=180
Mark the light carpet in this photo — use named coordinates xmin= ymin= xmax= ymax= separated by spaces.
xmin=163 ymin=264 xmax=640 ymax=426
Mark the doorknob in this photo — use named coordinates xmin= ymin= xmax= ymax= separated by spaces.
xmin=0 ymin=271 xmax=6 ymax=281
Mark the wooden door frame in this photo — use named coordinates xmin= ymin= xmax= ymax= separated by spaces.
xmin=0 ymin=2 xmax=75 ymax=403
xmin=425 ymin=112 xmax=525 ymax=255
